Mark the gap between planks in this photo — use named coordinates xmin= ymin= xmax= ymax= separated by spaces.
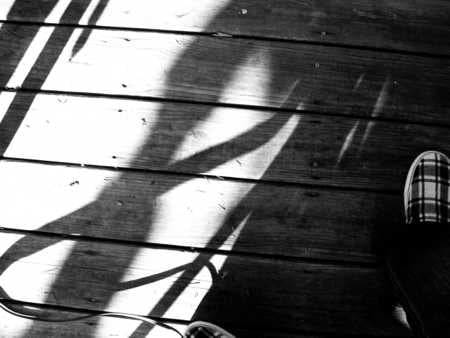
xmin=0 ymin=0 xmax=449 ymax=57
xmin=4 ymin=87 xmax=450 ymax=130
xmin=0 ymin=19 xmax=448 ymax=60
xmin=0 ymin=231 xmax=409 ymax=336
xmin=0 ymin=24 xmax=448 ymax=125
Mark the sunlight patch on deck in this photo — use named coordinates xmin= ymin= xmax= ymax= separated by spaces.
xmin=4 ymin=0 xmax=72 ymax=89
xmin=0 ymin=161 xmax=116 ymax=230
xmin=170 ymin=48 xmax=275 ymax=168
xmin=2 ymin=93 xmax=159 ymax=166
xmin=0 ymin=0 xmax=231 ymax=31
xmin=210 ymin=113 xmax=300 ymax=179
xmin=152 ymin=113 xmax=300 ymax=247
xmin=0 ymin=234 xmax=75 ymax=305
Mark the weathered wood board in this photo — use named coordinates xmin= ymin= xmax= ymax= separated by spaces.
xmin=1 ymin=93 xmax=449 ymax=191
xmin=0 ymin=232 xmax=408 ymax=336
xmin=0 ymin=302 xmax=330 ymax=338
xmin=0 ymin=0 xmax=449 ymax=55
xmin=0 ymin=304 xmax=188 ymax=338
xmin=0 ymin=160 xmax=401 ymax=263
xmin=0 ymin=1 xmax=446 ymax=337
xmin=0 ymin=24 xmax=449 ymax=125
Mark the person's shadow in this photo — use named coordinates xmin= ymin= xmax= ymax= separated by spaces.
xmin=0 ymin=1 xmax=411 ymax=337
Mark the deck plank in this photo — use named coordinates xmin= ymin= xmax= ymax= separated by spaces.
xmin=0 ymin=302 xmax=325 ymax=338
xmin=0 ymin=1 xmax=445 ymax=338
xmin=0 ymin=160 xmax=401 ymax=263
xmin=0 ymin=0 xmax=449 ymax=55
xmin=1 ymin=93 xmax=449 ymax=190
xmin=0 ymin=304 xmax=188 ymax=338
xmin=0 ymin=24 xmax=449 ymax=125
xmin=0 ymin=232 xmax=408 ymax=336
xmin=0 ymin=306 xmax=328 ymax=338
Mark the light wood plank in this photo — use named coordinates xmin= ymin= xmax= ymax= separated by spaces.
xmin=0 ymin=24 xmax=449 ymax=125
xmin=0 ymin=303 xmax=188 ymax=338
xmin=1 ymin=93 xmax=449 ymax=190
xmin=0 ymin=160 xmax=401 ymax=263
xmin=0 ymin=233 xmax=408 ymax=336
xmin=0 ymin=0 xmax=449 ymax=55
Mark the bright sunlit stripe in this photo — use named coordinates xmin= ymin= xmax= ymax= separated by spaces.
xmin=5 ymin=27 xmax=54 ymax=88
xmin=143 ymin=114 xmax=300 ymax=324
xmin=0 ymin=91 xmax=15 ymax=124
xmin=99 ymin=110 xmax=300 ymax=337
xmin=169 ymin=107 xmax=274 ymax=167
xmin=360 ymin=75 xmax=392 ymax=148
xmin=165 ymin=212 xmax=253 ymax=321
xmin=77 ymin=0 xmax=103 ymax=25
xmin=220 ymin=48 xmax=272 ymax=106
xmin=171 ymin=48 xmax=272 ymax=165
xmin=0 ymin=234 xmax=76 ymax=304
xmin=0 ymin=161 xmax=117 ymax=230
xmin=5 ymin=0 xmax=72 ymax=88
xmin=336 ymin=121 xmax=360 ymax=165
xmin=94 ymin=0 xmax=232 ymax=31
xmin=212 ymin=114 xmax=301 ymax=180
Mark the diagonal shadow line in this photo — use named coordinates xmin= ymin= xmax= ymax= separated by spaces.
xmin=0 ymin=97 xmax=296 ymax=279
xmin=126 ymin=72 xmax=308 ymax=338
xmin=165 ymin=77 xmax=306 ymax=175
xmin=166 ymin=112 xmax=292 ymax=174
xmin=127 ymin=158 xmax=287 ymax=338
xmin=128 ymin=120 xmax=301 ymax=337
xmin=71 ymin=0 xmax=110 ymax=58
xmin=0 ymin=0 xmax=58 ymax=91
xmin=0 ymin=0 xmax=108 ymax=156
xmin=117 ymin=261 xmax=219 ymax=291
xmin=0 ymin=4 xmax=311 ymax=337
xmin=0 ymin=109 xmax=297 ymax=338
xmin=0 ymin=104 xmax=294 ymax=278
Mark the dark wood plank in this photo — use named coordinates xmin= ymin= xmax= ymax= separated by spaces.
xmin=0 ymin=160 xmax=402 ymax=263
xmin=0 ymin=0 xmax=449 ymax=55
xmin=0 ymin=24 xmax=449 ymax=125
xmin=1 ymin=93 xmax=449 ymax=190
xmin=0 ymin=233 xmax=409 ymax=336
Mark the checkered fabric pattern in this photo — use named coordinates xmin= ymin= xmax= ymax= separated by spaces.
xmin=405 ymin=151 xmax=450 ymax=224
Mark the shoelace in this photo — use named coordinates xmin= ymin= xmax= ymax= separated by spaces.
xmin=0 ymin=297 xmax=184 ymax=337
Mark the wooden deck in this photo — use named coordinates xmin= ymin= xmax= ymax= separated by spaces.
xmin=0 ymin=0 xmax=449 ymax=337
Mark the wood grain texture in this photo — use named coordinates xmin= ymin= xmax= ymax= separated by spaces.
xmin=0 ymin=232 xmax=409 ymax=336
xmin=0 ymin=304 xmax=188 ymax=338
xmin=0 ymin=306 xmax=329 ymax=338
xmin=0 ymin=0 xmax=449 ymax=55
xmin=0 ymin=160 xmax=402 ymax=263
xmin=0 ymin=302 xmax=333 ymax=338
xmin=1 ymin=93 xmax=449 ymax=191
xmin=0 ymin=24 xmax=449 ymax=125
xmin=0 ymin=303 xmax=326 ymax=338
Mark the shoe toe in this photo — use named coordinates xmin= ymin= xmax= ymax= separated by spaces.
xmin=404 ymin=151 xmax=450 ymax=224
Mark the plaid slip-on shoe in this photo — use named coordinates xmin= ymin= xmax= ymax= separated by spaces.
xmin=386 ymin=151 xmax=450 ymax=337
xmin=184 ymin=321 xmax=236 ymax=338
xmin=404 ymin=151 xmax=450 ymax=224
